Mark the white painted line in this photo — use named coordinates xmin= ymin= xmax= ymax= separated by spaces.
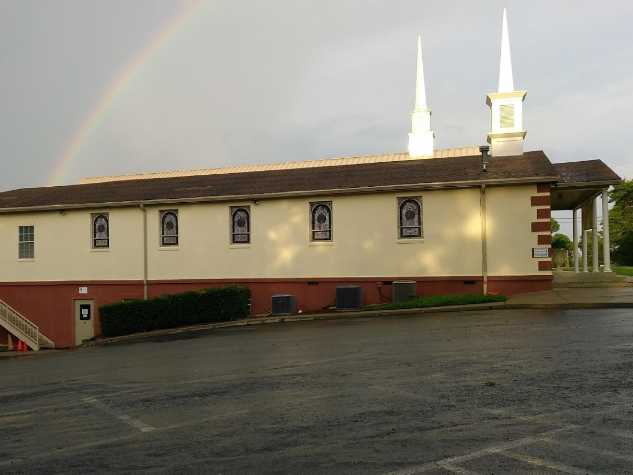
xmin=499 ymin=450 xmax=599 ymax=475
xmin=82 ymin=397 xmax=155 ymax=433
xmin=541 ymin=437 xmax=633 ymax=463
xmin=385 ymin=425 xmax=578 ymax=475
xmin=436 ymin=462 xmax=482 ymax=474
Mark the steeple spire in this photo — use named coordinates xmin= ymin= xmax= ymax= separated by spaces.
xmin=498 ymin=8 xmax=514 ymax=93
xmin=408 ymin=35 xmax=435 ymax=158
xmin=486 ymin=8 xmax=527 ymax=157
xmin=414 ymin=35 xmax=427 ymax=110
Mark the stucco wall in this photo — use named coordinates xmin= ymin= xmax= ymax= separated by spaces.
xmin=486 ymin=184 xmax=547 ymax=276
xmin=0 ymin=188 xmax=490 ymax=282
xmin=0 ymin=207 xmax=144 ymax=282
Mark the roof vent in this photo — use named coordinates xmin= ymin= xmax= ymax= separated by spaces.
xmin=479 ymin=145 xmax=490 ymax=172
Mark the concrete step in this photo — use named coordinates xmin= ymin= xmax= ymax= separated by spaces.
xmin=553 ymin=282 xmax=630 ymax=288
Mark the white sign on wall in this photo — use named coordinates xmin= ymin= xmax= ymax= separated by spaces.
xmin=532 ymin=248 xmax=549 ymax=259
xmin=78 ymin=286 xmax=88 ymax=294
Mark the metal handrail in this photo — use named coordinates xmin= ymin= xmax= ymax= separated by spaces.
xmin=0 ymin=299 xmax=40 ymax=351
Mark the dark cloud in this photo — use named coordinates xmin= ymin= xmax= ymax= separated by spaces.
xmin=1 ymin=0 xmax=631 ymax=192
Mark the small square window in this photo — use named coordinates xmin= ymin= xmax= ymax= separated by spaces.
xmin=18 ymin=225 xmax=35 ymax=259
xmin=310 ymin=202 xmax=332 ymax=241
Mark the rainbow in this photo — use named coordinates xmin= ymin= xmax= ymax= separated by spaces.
xmin=48 ymin=0 xmax=203 ymax=186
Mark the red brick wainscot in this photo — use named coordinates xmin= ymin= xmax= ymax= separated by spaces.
xmin=0 ymin=274 xmax=553 ymax=347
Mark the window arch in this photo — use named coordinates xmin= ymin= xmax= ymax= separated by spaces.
xmin=231 ymin=207 xmax=250 ymax=244
xmin=92 ymin=213 xmax=109 ymax=248
xmin=160 ymin=210 xmax=179 ymax=246
xmin=311 ymin=202 xmax=332 ymax=241
xmin=398 ymin=198 xmax=422 ymax=238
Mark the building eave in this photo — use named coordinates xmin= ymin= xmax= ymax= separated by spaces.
xmin=0 ymin=175 xmax=560 ymax=214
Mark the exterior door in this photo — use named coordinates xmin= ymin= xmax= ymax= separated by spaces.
xmin=74 ymin=300 xmax=95 ymax=346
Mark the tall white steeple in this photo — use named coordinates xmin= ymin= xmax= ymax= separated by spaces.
xmin=408 ymin=35 xmax=435 ymax=158
xmin=486 ymin=8 xmax=527 ymax=157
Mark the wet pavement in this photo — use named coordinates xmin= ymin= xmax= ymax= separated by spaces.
xmin=2 ymin=308 xmax=633 ymax=474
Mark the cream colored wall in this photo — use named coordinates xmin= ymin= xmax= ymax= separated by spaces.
xmin=0 ymin=188 xmax=487 ymax=282
xmin=145 ymin=188 xmax=483 ymax=280
xmin=0 ymin=185 xmax=547 ymax=282
xmin=486 ymin=184 xmax=546 ymax=276
xmin=0 ymin=207 xmax=144 ymax=282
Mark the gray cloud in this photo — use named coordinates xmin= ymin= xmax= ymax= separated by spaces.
xmin=1 ymin=0 xmax=631 ymax=193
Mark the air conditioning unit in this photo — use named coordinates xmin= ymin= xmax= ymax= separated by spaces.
xmin=336 ymin=285 xmax=363 ymax=310
xmin=271 ymin=294 xmax=297 ymax=316
xmin=392 ymin=281 xmax=417 ymax=303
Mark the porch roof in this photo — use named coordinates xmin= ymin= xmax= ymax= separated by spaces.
xmin=550 ymin=160 xmax=621 ymax=210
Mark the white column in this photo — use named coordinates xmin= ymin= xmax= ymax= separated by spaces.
xmin=602 ymin=189 xmax=612 ymax=272
xmin=583 ymin=229 xmax=588 ymax=272
xmin=592 ymin=196 xmax=599 ymax=272
xmin=573 ymin=208 xmax=579 ymax=273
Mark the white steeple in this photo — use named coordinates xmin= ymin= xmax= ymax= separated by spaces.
xmin=408 ymin=35 xmax=435 ymax=158
xmin=498 ymin=8 xmax=514 ymax=93
xmin=486 ymin=8 xmax=527 ymax=157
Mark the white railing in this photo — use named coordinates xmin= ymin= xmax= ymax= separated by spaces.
xmin=0 ymin=298 xmax=40 ymax=351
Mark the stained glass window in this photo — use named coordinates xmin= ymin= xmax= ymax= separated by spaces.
xmin=231 ymin=207 xmax=250 ymax=244
xmin=311 ymin=202 xmax=332 ymax=241
xmin=398 ymin=198 xmax=422 ymax=238
xmin=18 ymin=225 xmax=34 ymax=259
xmin=160 ymin=210 xmax=179 ymax=246
xmin=92 ymin=214 xmax=109 ymax=248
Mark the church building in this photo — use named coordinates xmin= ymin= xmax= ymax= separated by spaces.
xmin=0 ymin=10 xmax=621 ymax=348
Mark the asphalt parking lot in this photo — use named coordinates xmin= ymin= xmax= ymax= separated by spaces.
xmin=2 ymin=308 xmax=633 ymax=474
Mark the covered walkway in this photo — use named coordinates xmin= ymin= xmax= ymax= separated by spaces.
xmin=551 ymin=160 xmax=621 ymax=273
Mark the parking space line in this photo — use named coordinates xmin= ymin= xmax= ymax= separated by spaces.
xmin=540 ymin=437 xmax=633 ymax=463
xmin=385 ymin=424 xmax=578 ymax=475
xmin=499 ymin=450 xmax=599 ymax=475
xmin=82 ymin=397 xmax=155 ymax=433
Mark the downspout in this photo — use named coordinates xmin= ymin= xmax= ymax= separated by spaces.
xmin=480 ymin=184 xmax=488 ymax=295
xmin=140 ymin=204 xmax=148 ymax=300
xmin=479 ymin=146 xmax=489 ymax=296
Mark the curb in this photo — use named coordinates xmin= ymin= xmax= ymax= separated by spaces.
xmin=84 ymin=300 xmax=633 ymax=348
xmin=86 ymin=302 xmax=507 ymax=347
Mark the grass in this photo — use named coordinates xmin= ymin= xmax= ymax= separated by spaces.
xmin=614 ymin=266 xmax=633 ymax=277
xmin=365 ymin=293 xmax=507 ymax=311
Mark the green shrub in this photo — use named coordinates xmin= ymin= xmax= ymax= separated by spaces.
xmin=100 ymin=286 xmax=251 ymax=337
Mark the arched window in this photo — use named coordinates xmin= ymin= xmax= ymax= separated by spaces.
xmin=311 ymin=202 xmax=332 ymax=241
xmin=231 ymin=207 xmax=250 ymax=244
xmin=160 ymin=210 xmax=179 ymax=246
xmin=398 ymin=198 xmax=422 ymax=238
xmin=92 ymin=213 xmax=109 ymax=248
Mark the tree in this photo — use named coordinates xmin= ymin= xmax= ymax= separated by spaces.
xmin=550 ymin=218 xmax=560 ymax=233
xmin=610 ymin=180 xmax=633 ymax=265
xmin=552 ymin=233 xmax=572 ymax=250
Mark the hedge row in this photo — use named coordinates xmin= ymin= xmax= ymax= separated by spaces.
xmin=100 ymin=286 xmax=251 ymax=337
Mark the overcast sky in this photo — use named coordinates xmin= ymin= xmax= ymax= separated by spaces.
xmin=1 ymin=0 xmax=632 ymax=196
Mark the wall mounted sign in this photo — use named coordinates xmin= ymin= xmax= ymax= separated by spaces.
xmin=78 ymin=286 xmax=88 ymax=294
xmin=79 ymin=304 xmax=91 ymax=321
xmin=532 ymin=247 xmax=550 ymax=258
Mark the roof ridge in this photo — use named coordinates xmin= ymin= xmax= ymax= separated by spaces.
xmin=77 ymin=146 xmax=481 ymax=185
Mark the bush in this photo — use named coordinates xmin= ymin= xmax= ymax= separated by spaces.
xmin=100 ymin=286 xmax=251 ymax=337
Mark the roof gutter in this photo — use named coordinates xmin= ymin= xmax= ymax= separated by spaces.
xmin=0 ymin=175 xmax=560 ymax=214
